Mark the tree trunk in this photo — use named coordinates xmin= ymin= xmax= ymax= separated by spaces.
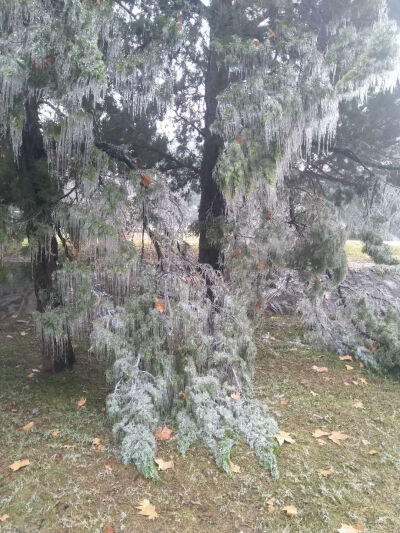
xmin=22 ymin=98 xmax=75 ymax=371
xmin=198 ymin=0 xmax=231 ymax=271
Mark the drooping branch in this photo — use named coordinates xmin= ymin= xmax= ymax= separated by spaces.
xmin=95 ymin=141 xmax=139 ymax=170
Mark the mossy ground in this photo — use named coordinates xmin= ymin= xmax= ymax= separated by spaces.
xmin=1 ymin=315 xmax=399 ymax=532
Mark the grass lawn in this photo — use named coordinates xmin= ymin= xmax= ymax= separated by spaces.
xmin=1 ymin=316 xmax=399 ymax=532
xmin=346 ymin=240 xmax=400 ymax=264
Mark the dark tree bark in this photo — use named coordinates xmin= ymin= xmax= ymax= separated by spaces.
xmin=198 ymin=0 xmax=231 ymax=271
xmin=22 ymin=98 xmax=75 ymax=371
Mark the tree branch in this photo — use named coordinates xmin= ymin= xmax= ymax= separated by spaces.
xmin=95 ymin=141 xmax=139 ymax=170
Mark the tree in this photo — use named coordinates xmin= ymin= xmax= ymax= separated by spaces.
xmin=0 ymin=0 xmax=399 ymax=478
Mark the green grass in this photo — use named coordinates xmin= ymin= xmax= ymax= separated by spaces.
xmin=346 ymin=239 xmax=400 ymax=264
xmin=1 ymin=316 xmax=400 ymax=532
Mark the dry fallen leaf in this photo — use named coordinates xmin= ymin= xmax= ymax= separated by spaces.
xmin=154 ymin=298 xmax=166 ymax=313
xmin=77 ymin=397 xmax=87 ymax=408
xmin=105 ymin=464 xmax=113 ymax=473
xmin=231 ymin=392 xmax=241 ymax=400
xmin=52 ymin=428 xmax=60 ymax=437
xmin=27 ymin=373 xmax=34 ymax=379
xmin=328 ymin=431 xmax=350 ymax=445
xmin=104 ymin=526 xmax=114 ymax=533
xmin=312 ymin=365 xmax=328 ymax=373
xmin=316 ymin=469 xmax=332 ymax=477
xmin=9 ymin=459 xmax=30 ymax=472
xmin=93 ymin=437 xmax=101 ymax=446
xmin=136 ymin=499 xmax=158 ymax=520
xmin=155 ymin=457 xmax=174 ymax=471
xmin=312 ymin=429 xmax=330 ymax=439
xmin=353 ymin=400 xmax=364 ymax=409
xmin=0 ymin=514 xmax=10 ymax=522
xmin=339 ymin=355 xmax=353 ymax=361
xmin=267 ymin=498 xmax=275 ymax=513
xmin=19 ymin=421 xmax=34 ymax=431
xmin=230 ymin=462 xmax=241 ymax=473
xmin=317 ymin=438 xmax=327 ymax=446
xmin=282 ymin=505 xmax=298 ymax=517
xmin=359 ymin=362 xmax=365 ymax=368
xmin=141 ymin=174 xmax=151 ymax=186
xmin=359 ymin=378 xmax=368 ymax=385
xmin=257 ymin=260 xmax=267 ymax=269
xmin=280 ymin=399 xmax=289 ymax=406
xmin=154 ymin=426 xmax=173 ymax=441
xmin=338 ymin=524 xmax=364 ymax=533
xmin=275 ymin=431 xmax=295 ymax=446
xmin=310 ymin=391 xmax=318 ymax=397
xmin=345 ymin=365 xmax=354 ymax=371
xmin=368 ymin=449 xmax=379 ymax=455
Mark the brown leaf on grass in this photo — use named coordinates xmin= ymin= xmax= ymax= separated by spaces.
xmin=154 ymin=426 xmax=173 ymax=441
xmin=154 ymin=298 xmax=166 ymax=313
xmin=312 ymin=365 xmax=328 ymax=373
xmin=231 ymin=392 xmax=241 ymax=400
xmin=11 ymin=408 xmax=18 ymax=413
xmin=280 ymin=399 xmax=289 ymax=406
xmin=316 ymin=469 xmax=332 ymax=477
xmin=359 ymin=362 xmax=365 ymax=368
xmin=317 ymin=438 xmax=327 ymax=446
xmin=77 ymin=397 xmax=86 ymax=408
xmin=105 ymin=464 xmax=113 ymax=473
xmin=328 ymin=431 xmax=350 ymax=445
xmin=267 ymin=498 xmax=275 ymax=513
xmin=19 ymin=421 xmax=34 ymax=431
xmin=136 ymin=499 xmax=158 ymax=520
xmin=359 ymin=378 xmax=368 ymax=384
xmin=345 ymin=365 xmax=354 ymax=371
xmin=104 ymin=526 xmax=114 ymax=533
xmin=0 ymin=514 xmax=10 ymax=522
xmin=282 ymin=505 xmax=298 ymax=517
xmin=9 ymin=459 xmax=30 ymax=472
xmin=93 ymin=437 xmax=101 ymax=446
xmin=353 ymin=401 xmax=364 ymax=409
xmin=338 ymin=525 xmax=364 ymax=533
xmin=339 ymin=355 xmax=353 ymax=361
xmin=257 ymin=260 xmax=267 ymax=269
xmin=312 ymin=429 xmax=330 ymax=439
xmin=310 ymin=391 xmax=318 ymax=397
xmin=230 ymin=462 xmax=241 ymax=473
xmin=275 ymin=431 xmax=295 ymax=446
xmin=27 ymin=373 xmax=34 ymax=379
xmin=252 ymin=38 xmax=261 ymax=47
xmin=155 ymin=457 xmax=174 ymax=471
xmin=52 ymin=428 xmax=60 ymax=437
xmin=368 ymin=449 xmax=379 ymax=455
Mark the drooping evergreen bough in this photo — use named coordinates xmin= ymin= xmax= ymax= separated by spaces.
xmin=0 ymin=0 xmax=399 ymax=479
